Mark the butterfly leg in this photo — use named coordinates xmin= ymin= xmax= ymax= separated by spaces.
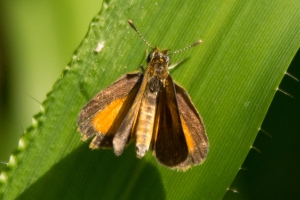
xmin=168 ymin=60 xmax=184 ymax=70
xmin=139 ymin=65 xmax=145 ymax=73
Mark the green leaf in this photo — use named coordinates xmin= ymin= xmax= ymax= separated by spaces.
xmin=224 ymin=50 xmax=300 ymax=200
xmin=1 ymin=0 xmax=299 ymax=199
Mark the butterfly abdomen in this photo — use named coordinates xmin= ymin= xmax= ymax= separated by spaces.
xmin=135 ymin=89 xmax=158 ymax=158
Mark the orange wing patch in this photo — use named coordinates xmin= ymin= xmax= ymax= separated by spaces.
xmin=90 ymin=91 xmax=138 ymax=149
xmin=92 ymin=97 xmax=132 ymax=134
xmin=78 ymin=72 xmax=143 ymax=148
xmin=180 ymin=116 xmax=195 ymax=154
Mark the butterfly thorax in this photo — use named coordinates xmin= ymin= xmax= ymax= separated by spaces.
xmin=146 ymin=48 xmax=170 ymax=88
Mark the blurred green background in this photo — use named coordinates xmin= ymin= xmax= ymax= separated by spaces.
xmin=0 ymin=0 xmax=299 ymax=199
xmin=0 ymin=0 xmax=102 ymax=172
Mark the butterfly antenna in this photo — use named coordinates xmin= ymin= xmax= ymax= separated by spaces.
xmin=128 ymin=20 xmax=154 ymax=49
xmin=168 ymin=40 xmax=202 ymax=55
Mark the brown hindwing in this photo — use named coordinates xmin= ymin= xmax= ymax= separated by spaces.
xmin=175 ymin=83 xmax=209 ymax=168
xmin=77 ymin=72 xmax=143 ymax=148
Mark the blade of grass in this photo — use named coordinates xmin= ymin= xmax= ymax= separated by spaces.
xmin=1 ymin=0 xmax=300 ymax=199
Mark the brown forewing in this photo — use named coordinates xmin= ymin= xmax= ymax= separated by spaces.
xmin=77 ymin=72 xmax=143 ymax=148
xmin=112 ymin=69 xmax=150 ymax=156
xmin=152 ymin=75 xmax=189 ymax=168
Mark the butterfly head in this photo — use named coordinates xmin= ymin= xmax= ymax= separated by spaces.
xmin=147 ymin=47 xmax=170 ymax=67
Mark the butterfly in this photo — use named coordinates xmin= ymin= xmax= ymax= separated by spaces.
xmin=77 ymin=20 xmax=209 ymax=170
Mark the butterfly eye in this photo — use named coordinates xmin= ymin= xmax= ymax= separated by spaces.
xmin=147 ymin=53 xmax=153 ymax=62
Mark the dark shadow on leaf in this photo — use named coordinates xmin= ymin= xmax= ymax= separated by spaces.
xmin=16 ymin=143 xmax=165 ymax=200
